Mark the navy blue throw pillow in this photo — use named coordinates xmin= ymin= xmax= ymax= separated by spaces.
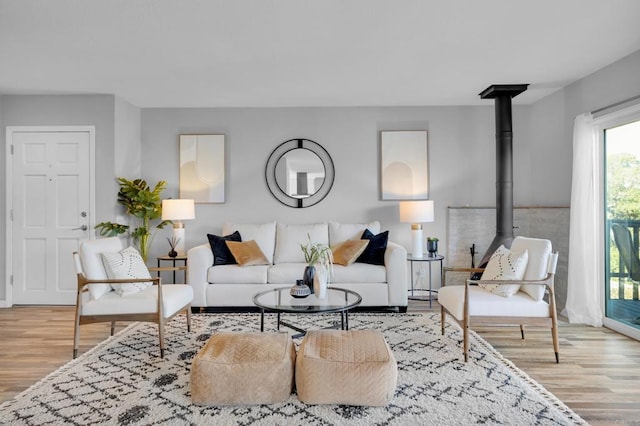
xmin=356 ymin=229 xmax=388 ymax=266
xmin=207 ymin=231 xmax=242 ymax=265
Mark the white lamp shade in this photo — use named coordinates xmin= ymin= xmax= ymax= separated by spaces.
xmin=162 ymin=199 xmax=195 ymax=221
xmin=399 ymin=200 xmax=435 ymax=224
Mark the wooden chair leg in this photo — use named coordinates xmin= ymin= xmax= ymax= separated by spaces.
xmin=551 ymin=316 xmax=560 ymax=363
xmin=73 ymin=316 xmax=81 ymax=359
xmin=440 ymin=306 xmax=445 ymax=335
xmin=158 ymin=318 xmax=166 ymax=358
xmin=186 ymin=306 xmax=192 ymax=332
xmin=110 ymin=321 xmax=116 ymax=336
xmin=463 ymin=323 xmax=469 ymax=362
xmin=520 ymin=324 xmax=525 ymax=339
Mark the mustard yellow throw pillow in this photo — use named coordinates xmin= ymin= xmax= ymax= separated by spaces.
xmin=332 ymin=240 xmax=370 ymax=266
xmin=226 ymin=240 xmax=270 ymax=266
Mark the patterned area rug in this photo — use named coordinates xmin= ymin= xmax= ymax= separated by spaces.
xmin=0 ymin=312 xmax=586 ymax=425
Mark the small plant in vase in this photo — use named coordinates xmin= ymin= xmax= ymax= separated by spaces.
xmin=300 ymin=234 xmax=333 ymax=296
xmin=427 ymin=237 xmax=439 ymax=257
xmin=167 ymin=236 xmax=180 ymax=258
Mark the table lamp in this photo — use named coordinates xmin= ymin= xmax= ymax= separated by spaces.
xmin=399 ymin=200 xmax=435 ymax=258
xmin=162 ymin=199 xmax=195 ymax=256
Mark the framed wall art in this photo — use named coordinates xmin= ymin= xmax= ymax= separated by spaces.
xmin=380 ymin=130 xmax=429 ymax=200
xmin=179 ymin=134 xmax=225 ymax=203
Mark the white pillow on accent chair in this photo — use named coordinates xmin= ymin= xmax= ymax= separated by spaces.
xmin=479 ymin=245 xmax=529 ymax=297
xmin=101 ymin=246 xmax=153 ymax=296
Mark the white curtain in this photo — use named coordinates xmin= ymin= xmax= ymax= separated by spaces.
xmin=564 ymin=113 xmax=603 ymax=326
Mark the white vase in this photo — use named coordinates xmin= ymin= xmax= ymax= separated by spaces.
xmin=313 ymin=267 xmax=328 ymax=299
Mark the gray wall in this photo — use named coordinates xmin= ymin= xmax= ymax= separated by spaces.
xmin=141 ymin=105 xmax=544 ymax=263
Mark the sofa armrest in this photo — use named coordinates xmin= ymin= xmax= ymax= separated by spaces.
xmin=187 ymin=244 xmax=213 ymax=306
xmin=385 ymin=241 xmax=408 ymax=306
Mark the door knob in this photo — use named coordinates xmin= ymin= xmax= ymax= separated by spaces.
xmin=73 ymin=225 xmax=88 ymax=231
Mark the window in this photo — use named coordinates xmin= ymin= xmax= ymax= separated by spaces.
xmin=604 ymin=116 xmax=640 ymax=337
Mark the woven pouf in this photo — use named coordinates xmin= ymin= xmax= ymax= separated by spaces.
xmin=191 ymin=332 xmax=295 ymax=405
xmin=295 ymin=329 xmax=398 ymax=406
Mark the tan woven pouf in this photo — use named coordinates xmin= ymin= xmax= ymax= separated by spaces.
xmin=191 ymin=332 xmax=295 ymax=405
xmin=295 ymin=329 xmax=397 ymax=406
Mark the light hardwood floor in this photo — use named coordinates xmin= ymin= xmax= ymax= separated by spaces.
xmin=1 ymin=302 xmax=639 ymax=425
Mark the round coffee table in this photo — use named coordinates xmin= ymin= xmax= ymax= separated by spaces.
xmin=253 ymin=286 xmax=362 ymax=337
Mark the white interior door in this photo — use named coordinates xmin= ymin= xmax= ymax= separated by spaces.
xmin=8 ymin=127 xmax=94 ymax=305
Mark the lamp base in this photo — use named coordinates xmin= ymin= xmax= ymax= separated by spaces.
xmin=411 ymin=225 xmax=424 ymax=258
xmin=172 ymin=227 xmax=186 ymax=256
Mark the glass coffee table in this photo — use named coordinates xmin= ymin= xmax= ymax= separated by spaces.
xmin=253 ymin=286 xmax=362 ymax=337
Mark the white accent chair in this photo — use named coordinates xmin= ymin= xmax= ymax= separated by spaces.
xmin=438 ymin=237 xmax=560 ymax=363
xmin=73 ymin=237 xmax=193 ymax=358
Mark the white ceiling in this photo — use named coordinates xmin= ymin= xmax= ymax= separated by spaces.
xmin=1 ymin=0 xmax=640 ymax=108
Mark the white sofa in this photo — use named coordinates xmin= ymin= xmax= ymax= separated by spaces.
xmin=187 ymin=221 xmax=408 ymax=311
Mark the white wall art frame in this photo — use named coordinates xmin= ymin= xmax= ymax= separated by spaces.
xmin=179 ymin=134 xmax=225 ymax=203
xmin=380 ymin=130 xmax=429 ymax=200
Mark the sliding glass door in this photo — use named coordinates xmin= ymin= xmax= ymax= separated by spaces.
xmin=604 ymin=118 xmax=640 ymax=334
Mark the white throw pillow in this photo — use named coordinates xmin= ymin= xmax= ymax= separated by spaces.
xmin=274 ymin=223 xmax=329 ymax=264
xmin=479 ymin=245 xmax=529 ymax=297
xmin=101 ymin=246 xmax=153 ymax=296
xmin=328 ymin=221 xmax=381 ymax=246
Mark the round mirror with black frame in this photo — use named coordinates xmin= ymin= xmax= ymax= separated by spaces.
xmin=265 ymin=139 xmax=335 ymax=208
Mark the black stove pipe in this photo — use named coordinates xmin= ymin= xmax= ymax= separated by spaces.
xmin=477 ymin=84 xmax=528 ymax=268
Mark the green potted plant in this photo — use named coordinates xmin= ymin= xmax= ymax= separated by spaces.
xmin=95 ymin=177 xmax=172 ymax=262
xmin=300 ymin=235 xmax=333 ymax=295
xmin=427 ymin=237 xmax=439 ymax=257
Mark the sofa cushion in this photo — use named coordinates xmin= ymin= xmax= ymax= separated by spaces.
xmin=223 ymin=221 xmax=276 ymax=264
xmin=267 ymin=263 xmax=306 ymax=284
xmin=226 ymin=240 xmax=270 ymax=267
xmin=329 ymin=221 xmax=380 ymax=246
xmin=356 ymin=229 xmax=388 ymax=266
xmin=511 ymin=236 xmax=553 ymax=301
xmin=81 ymin=284 xmax=193 ymax=317
xmin=207 ymin=231 xmax=242 ymax=265
xmin=332 ymin=240 xmax=369 ymax=266
xmin=331 ymin=263 xmax=386 ymax=283
xmin=101 ymin=246 xmax=153 ymax=296
xmin=479 ymin=245 xmax=529 ymax=297
xmin=274 ymin=223 xmax=329 ymax=264
xmin=208 ymin=264 xmax=269 ymax=284
xmin=79 ymin=237 xmax=124 ymax=300
xmin=438 ymin=285 xmax=549 ymax=321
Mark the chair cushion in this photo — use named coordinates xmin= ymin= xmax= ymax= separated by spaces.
xmin=331 ymin=263 xmax=386 ymax=283
xmin=356 ymin=229 xmax=388 ymax=266
xmin=208 ymin=264 xmax=269 ymax=284
xmin=438 ymin=285 xmax=550 ymax=321
xmin=101 ymin=246 xmax=153 ymax=296
xmin=79 ymin=237 xmax=124 ymax=300
xmin=81 ymin=284 xmax=193 ymax=317
xmin=222 ymin=221 xmax=276 ymax=264
xmin=511 ymin=236 xmax=553 ymax=301
xmin=274 ymin=223 xmax=328 ymax=264
xmin=207 ymin=231 xmax=241 ymax=265
xmin=328 ymin=221 xmax=380 ymax=246
xmin=267 ymin=263 xmax=306 ymax=284
xmin=479 ymin=245 xmax=529 ymax=297
xmin=332 ymin=240 xmax=369 ymax=266
xmin=226 ymin=240 xmax=270 ymax=267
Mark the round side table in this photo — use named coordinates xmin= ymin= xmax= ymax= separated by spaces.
xmin=407 ymin=254 xmax=444 ymax=308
